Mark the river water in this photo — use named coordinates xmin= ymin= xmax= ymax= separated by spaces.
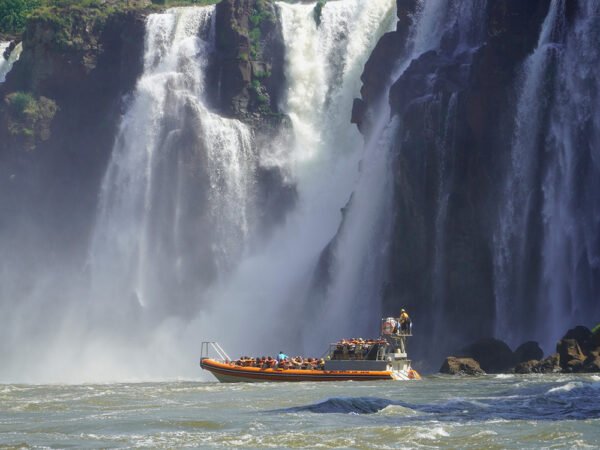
xmin=2 ymin=374 xmax=599 ymax=448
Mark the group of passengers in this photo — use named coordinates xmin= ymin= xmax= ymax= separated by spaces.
xmin=331 ymin=338 xmax=388 ymax=360
xmin=230 ymin=353 xmax=325 ymax=370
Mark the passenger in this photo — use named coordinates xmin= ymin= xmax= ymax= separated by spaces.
xmin=277 ymin=351 xmax=288 ymax=362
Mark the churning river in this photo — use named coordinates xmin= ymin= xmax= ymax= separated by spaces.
xmin=2 ymin=375 xmax=599 ymax=448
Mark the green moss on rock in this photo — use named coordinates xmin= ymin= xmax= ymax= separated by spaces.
xmin=5 ymin=91 xmax=58 ymax=150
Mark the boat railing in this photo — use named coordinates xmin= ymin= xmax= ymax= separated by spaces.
xmin=200 ymin=341 xmax=231 ymax=362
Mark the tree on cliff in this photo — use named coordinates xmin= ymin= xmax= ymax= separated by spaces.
xmin=0 ymin=0 xmax=41 ymax=35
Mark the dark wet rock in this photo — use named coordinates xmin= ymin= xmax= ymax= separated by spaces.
xmin=461 ymin=338 xmax=516 ymax=374
xmin=346 ymin=0 xmax=554 ymax=365
xmin=514 ymin=341 xmax=544 ymax=364
xmin=351 ymin=0 xmax=419 ymax=133
xmin=583 ymin=352 xmax=600 ymax=373
xmin=557 ymin=339 xmax=586 ymax=372
xmin=210 ymin=0 xmax=287 ymax=129
xmin=538 ymin=354 xmax=562 ymax=373
xmin=514 ymin=354 xmax=561 ymax=374
xmin=2 ymin=41 xmax=18 ymax=60
xmin=514 ymin=360 xmax=540 ymax=374
xmin=561 ymin=326 xmax=594 ymax=354
xmin=440 ymin=357 xmax=485 ymax=376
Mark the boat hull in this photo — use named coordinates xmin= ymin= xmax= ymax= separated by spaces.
xmin=200 ymin=358 xmax=420 ymax=382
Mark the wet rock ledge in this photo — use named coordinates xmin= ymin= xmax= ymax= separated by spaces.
xmin=440 ymin=325 xmax=600 ymax=375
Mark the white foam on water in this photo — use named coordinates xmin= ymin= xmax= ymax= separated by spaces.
xmin=548 ymin=381 xmax=582 ymax=393
xmin=416 ymin=425 xmax=450 ymax=439
xmin=378 ymin=404 xmax=418 ymax=416
xmin=494 ymin=374 xmax=515 ymax=379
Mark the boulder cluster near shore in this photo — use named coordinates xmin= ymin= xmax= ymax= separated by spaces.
xmin=440 ymin=325 xmax=600 ymax=375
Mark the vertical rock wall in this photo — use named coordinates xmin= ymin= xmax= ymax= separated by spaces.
xmin=352 ymin=0 xmax=553 ymax=362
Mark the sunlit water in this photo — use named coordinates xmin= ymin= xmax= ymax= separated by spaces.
xmin=2 ymin=374 xmax=599 ymax=448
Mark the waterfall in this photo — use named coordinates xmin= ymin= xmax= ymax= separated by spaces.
xmin=539 ymin=1 xmax=600 ymax=342
xmin=90 ymin=6 xmax=256 ymax=318
xmin=494 ymin=0 xmax=600 ymax=349
xmin=6 ymin=0 xmax=598 ymax=382
xmin=272 ymin=0 xmax=396 ymax=348
xmin=494 ymin=1 xmax=564 ymax=344
xmin=0 ymin=42 xmax=22 ymax=83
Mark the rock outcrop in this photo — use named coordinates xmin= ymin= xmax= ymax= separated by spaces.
xmin=514 ymin=341 xmax=544 ymax=364
xmin=209 ymin=0 xmax=287 ymax=129
xmin=0 ymin=4 xmax=149 ymax=259
xmin=444 ymin=325 xmax=600 ymax=375
xmin=556 ymin=326 xmax=600 ymax=373
xmin=459 ymin=338 xmax=517 ymax=374
xmin=440 ymin=356 xmax=485 ymax=376
xmin=514 ymin=354 xmax=561 ymax=374
xmin=351 ymin=0 xmax=419 ymax=133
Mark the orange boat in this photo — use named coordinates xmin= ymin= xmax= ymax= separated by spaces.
xmin=200 ymin=317 xmax=421 ymax=382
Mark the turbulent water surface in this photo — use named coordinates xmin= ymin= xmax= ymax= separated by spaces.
xmin=1 ymin=375 xmax=599 ymax=448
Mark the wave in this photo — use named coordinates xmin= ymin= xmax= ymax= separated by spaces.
xmin=276 ymin=380 xmax=600 ymax=421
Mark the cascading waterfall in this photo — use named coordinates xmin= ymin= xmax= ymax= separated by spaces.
xmin=53 ymin=0 xmax=394 ymax=378
xmin=191 ymin=0 xmax=398 ymax=355
xmin=494 ymin=1 xmax=564 ymax=344
xmin=539 ymin=0 xmax=600 ymax=341
xmin=0 ymin=42 xmax=22 ymax=83
xmin=494 ymin=0 xmax=600 ymax=349
xmin=90 ymin=6 xmax=255 ymax=318
xmin=275 ymin=0 xmax=397 ymax=349
xmin=0 ymin=0 xmax=396 ymax=382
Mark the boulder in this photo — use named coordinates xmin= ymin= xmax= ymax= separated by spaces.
xmin=537 ymin=354 xmax=562 ymax=373
xmin=514 ymin=360 xmax=540 ymax=374
xmin=561 ymin=326 xmax=594 ymax=354
xmin=514 ymin=354 xmax=561 ymax=374
xmin=584 ymin=352 xmax=600 ymax=373
xmin=461 ymin=338 xmax=516 ymax=373
xmin=514 ymin=341 xmax=544 ymax=363
xmin=556 ymin=339 xmax=586 ymax=372
xmin=591 ymin=324 xmax=600 ymax=347
xmin=440 ymin=357 xmax=485 ymax=376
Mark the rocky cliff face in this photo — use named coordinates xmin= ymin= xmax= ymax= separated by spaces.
xmin=0 ymin=6 xmax=149 ymax=260
xmin=351 ymin=0 xmax=553 ymax=362
xmin=209 ymin=0 xmax=287 ymax=129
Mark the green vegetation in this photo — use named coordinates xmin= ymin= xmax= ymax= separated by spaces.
xmin=5 ymin=92 xmax=58 ymax=148
xmin=248 ymin=0 xmax=275 ymax=59
xmin=0 ymin=0 xmax=221 ymax=36
xmin=0 ymin=0 xmax=42 ymax=35
xmin=593 ymin=323 xmax=600 ymax=336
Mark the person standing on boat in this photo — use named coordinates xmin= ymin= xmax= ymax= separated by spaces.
xmin=277 ymin=351 xmax=288 ymax=362
xmin=399 ymin=309 xmax=411 ymax=334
